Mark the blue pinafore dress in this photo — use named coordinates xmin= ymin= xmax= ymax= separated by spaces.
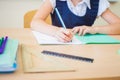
xmin=51 ymin=0 xmax=99 ymax=28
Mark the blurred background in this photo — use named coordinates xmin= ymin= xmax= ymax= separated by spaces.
xmin=0 ymin=0 xmax=119 ymax=28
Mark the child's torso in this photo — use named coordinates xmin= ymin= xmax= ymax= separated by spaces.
xmin=51 ymin=0 xmax=99 ymax=28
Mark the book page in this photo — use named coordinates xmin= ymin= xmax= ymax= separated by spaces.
xmin=32 ymin=31 xmax=82 ymax=44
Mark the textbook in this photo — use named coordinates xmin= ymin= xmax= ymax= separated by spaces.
xmin=0 ymin=38 xmax=19 ymax=73
xmin=32 ymin=31 xmax=120 ymax=44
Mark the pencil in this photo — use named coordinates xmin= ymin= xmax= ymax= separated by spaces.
xmin=55 ymin=8 xmax=66 ymax=29
xmin=55 ymin=8 xmax=72 ymax=42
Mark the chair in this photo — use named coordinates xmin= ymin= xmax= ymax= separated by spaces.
xmin=24 ymin=10 xmax=51 ymax=28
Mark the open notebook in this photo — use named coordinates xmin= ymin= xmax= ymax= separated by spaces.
xmin=32 ymin=31 xmax=81 ymax=44
xmin=32 ymin=31 xmax=120 ymax=44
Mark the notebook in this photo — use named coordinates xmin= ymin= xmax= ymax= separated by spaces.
xmin=32 ymin=31 xmax=120 ymax=44
xmin=0 ymin=38 xmax=19 ymax=72
xmin=32 ymin=31 xmax=82 ymax=44
xmin=0 ymin=62 xmax=17 ymax=73
xmin=22 ymin=45 xmax=75 ymax=73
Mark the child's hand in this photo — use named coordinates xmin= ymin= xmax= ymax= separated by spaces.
xmin=54 ymin=28 xmax=73 ymax=42
xmin=72 ymin=26 xmax=97 ymax=36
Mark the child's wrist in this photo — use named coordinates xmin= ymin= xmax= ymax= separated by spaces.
xmin=52 ymin=27 xmax=60 ymax=37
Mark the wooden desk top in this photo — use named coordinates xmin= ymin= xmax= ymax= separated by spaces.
xmin=0 ymin=28 xmax=120 ymax=80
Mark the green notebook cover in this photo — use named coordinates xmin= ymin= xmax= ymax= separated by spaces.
xmin=75 ymin=34 xmax=120 ymax=44
xmin=0 ymin=38 xmax=19 ymax=67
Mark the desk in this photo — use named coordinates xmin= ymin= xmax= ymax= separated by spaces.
xmin=0 ymin=28 xmax=120 ymax=80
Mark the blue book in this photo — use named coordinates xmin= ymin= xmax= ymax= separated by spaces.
xmin=0 ymin=62 xmax=17 ymax=73
xmin=0 ymin=38 xmax=18 ymax=73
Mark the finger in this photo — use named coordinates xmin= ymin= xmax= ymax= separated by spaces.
xmin=69 ymin=31 xmax=73 ymax=39
xmin=72 ymin=28 xmax=80 ymax=34
xmin=55 ymin=31 xmax=68 ymax=42
xmin=59 ymin=32 xmax=72 ymax=42
xmin=60 ymin=28 xmax=73 ymax=42
xmin=83 ymin=27 xmax=94 ymax=35
xmin=55 ymin=30 xmax=67 ymax=42
xmin=63 ymin=35 xmax=72 ymax=42
xmin=62 ymin=30 xmax=71 ymax=36
xmin=61 ymin=30 xmax=73 ymax=40
xmin=83 ymin=29 xmax=88 ymax=35
xmin=65 ymin=30 xmax=73 ymax=39
xmin=78 ymin=28 xmax=84 ymax=36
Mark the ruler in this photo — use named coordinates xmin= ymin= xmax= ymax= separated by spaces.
xmin=41 ymin=50 xmax=94 ymax=63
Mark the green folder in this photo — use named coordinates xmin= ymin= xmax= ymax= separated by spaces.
xmin=0 ymin=38 xmax=19 ymax=67
xmin=75 ymin=34 xmax=120 ymax=44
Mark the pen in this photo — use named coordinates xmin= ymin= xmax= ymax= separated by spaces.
xmin=0 ymin=37 xmax=4 ymax=47
xmin=55 ymin=8 xmax=72 ymax=42
xmin=55 ymin=8 xmax=66 ymax=29
xmin=0 ymin=36 xmax=8 ymax=54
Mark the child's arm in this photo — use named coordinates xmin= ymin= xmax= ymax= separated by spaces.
xmin=95 ymin=8 xmax=120 ymax=34
xmin=31 ymin=0 xmax=73 ymax=42
xmin=72 ymin=9 xmax=120 ymax=35
xmin=31 ymin=0 xmax=57 ymax=36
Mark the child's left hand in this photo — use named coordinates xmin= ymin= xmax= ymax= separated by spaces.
xmin=72 ymin=26 xmax=97 ymax=36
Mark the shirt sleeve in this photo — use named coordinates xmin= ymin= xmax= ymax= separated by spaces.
xmin=98 ymin=0 xmax=110 ymax=16
xmin=49 ymin=0 xmax=56 ymax=13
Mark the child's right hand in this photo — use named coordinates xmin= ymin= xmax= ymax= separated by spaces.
xmin=54 ymin=28 xmax=73 ymax=42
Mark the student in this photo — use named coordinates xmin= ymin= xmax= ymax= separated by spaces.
xmin=31 ymin=0 xmax=120 ymax=42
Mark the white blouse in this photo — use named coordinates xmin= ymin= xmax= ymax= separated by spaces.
xmin=48 ymin=0 xmax=110 ymax=17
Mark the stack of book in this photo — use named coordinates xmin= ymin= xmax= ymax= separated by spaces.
xmin=0 ymin=36 xmax=18 ymax=73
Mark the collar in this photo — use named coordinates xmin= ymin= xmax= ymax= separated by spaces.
xmin=84 ymin=0 xmax=91 ymax=9
xmin=78 ymin=0 xmax=91 ymax=9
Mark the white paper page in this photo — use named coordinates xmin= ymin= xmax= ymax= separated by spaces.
xmin=32 ymin=31 xmax=83 ymax=44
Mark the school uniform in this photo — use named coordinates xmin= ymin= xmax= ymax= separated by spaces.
xmin=48 ymin=0 xmax=110 ymax=28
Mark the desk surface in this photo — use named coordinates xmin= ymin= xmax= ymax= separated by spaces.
xmin=0 ymin=28 xmax=120 ymax=80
